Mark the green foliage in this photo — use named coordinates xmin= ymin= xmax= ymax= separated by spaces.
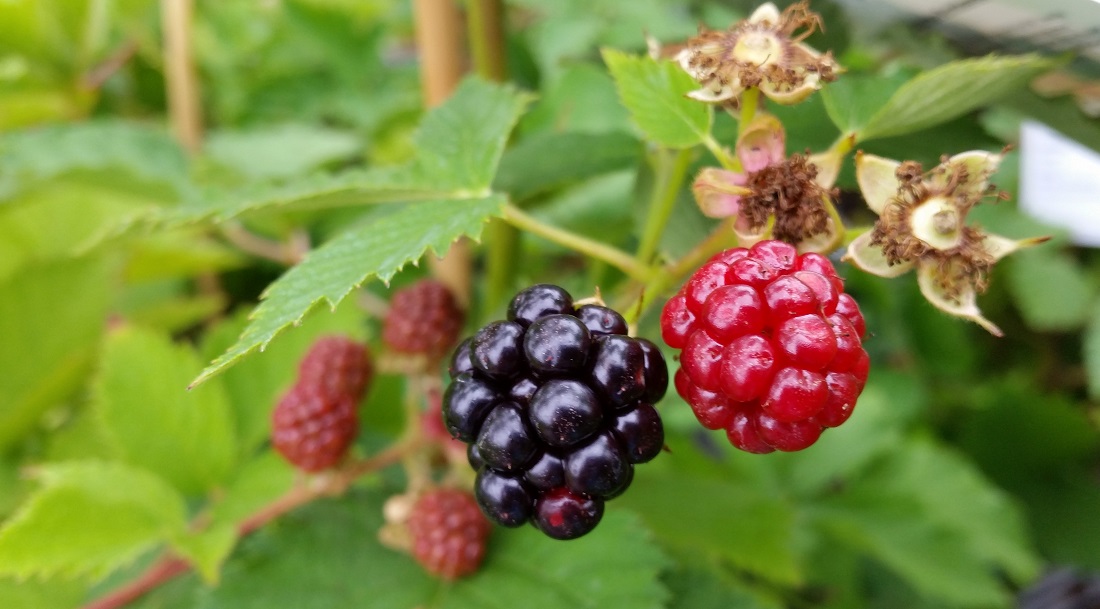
xmin=603 ymin=50 xmax=712 ymax=149
xmin=0 ymin=121 xmax=188 ymax=199
xmin=854 ymin=54 xmax=1056 ymax=142
xmin=132 ymin=491 xmax=668 ymax=609
xmin=174 ymin=78 xmax=531 ymax=223
xmin=1008 ymin=248 xmax=1095 ymax=330
xmin=93 ymin=326 xmax=238 ymax=495
xmin=0 ymin=461 xmax=186 ymax=580
xmin=194 ymin=195 xmax=506 ymax=386
xmin=0 ymin=257 xmax=113 ymax=449
xmin=0 ymin=1 xmax=1092 ymax=607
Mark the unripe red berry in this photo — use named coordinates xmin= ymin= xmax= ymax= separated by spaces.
xmin=407 ymin=488 xmax=492 ymax=580
xmin=660 ymin=241 xmax=870 ymax=453
xmin=383 ymin=280 xmax=465 ymax=362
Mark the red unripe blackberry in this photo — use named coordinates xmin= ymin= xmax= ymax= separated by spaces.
xmin=297 ymin=335 xmax=373 ymax=401
xmin=660 ymin=241 xmax=869 ymax=453
xmin=383 ymin=280 xmax=465 ymax=362
xmin=272 ymin=385 xmax=358 ymax=471
xmin=443 ymin=285 xmax=668 ymax=539
xmin=407 ymin=488 xmax=492 ymax=580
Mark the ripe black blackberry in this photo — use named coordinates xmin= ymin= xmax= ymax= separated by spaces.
xmin=443 ymin=285 xmax=668 ymax=540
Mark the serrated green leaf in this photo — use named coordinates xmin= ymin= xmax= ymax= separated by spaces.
xmin=815 ymin=438 xmax=1039 ymax=606
xmin=0 ymin=256 xmax=113 ymax=450
xmin=0 ymin=461 xmax=186 ymax=580
xmin=783 ymin=371 xmax=924 ymax=494
xmin=0 ymin=179 xmax=164 ymax=281
xmin=0 ymin=576 xmax=84 ymax=609
xmin=174 ymin=78 xmax=530 ymax=223
xmin=201 ymin=303 xmax=366 ymax=454
xmin=137 ymin=489 xmax=668 ymax=609
xmin=494 ymin=131 xmax=641 ymax=200
xmin=602 ymin=49 xmax=712 ymax=148
xmin=517 ymin=64 xmax=633 ymax=136
xmin=94 ymin=326 xmax=237 ymax=495
xmin=858 ymin=55 xmax=1055 ymax=142
xmin=623 ymin=471 xmax=800 ymax=584
xmin=205 ymin=123 xmax=362 ymax=180
xmin=194 ymin=195 xmax=505 ymax=386
xmin=1008 ymin=248 xmax=1094 ymax=331
xmin=170 ymin=524 xmax=237 ymax=584
xmin=663 ymin=560 xmax=782 ymax=609
xmin=0 ymin=120 xmax=188 ymax=199
xmin=820 ymin=72 xmax=909 ymax=135
xmin=815 ymin=496 xmax=1007 ymax=607
xmin=208 ymin=451 xmax=295 ymax=527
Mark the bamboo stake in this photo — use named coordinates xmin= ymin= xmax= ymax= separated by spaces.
xmin=161 ymin=0 xmax=202 ymax=155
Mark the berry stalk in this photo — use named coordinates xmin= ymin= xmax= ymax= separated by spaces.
xmin=636 ymin=147 xmax=694 ymax=266
xmin=500 ymin=203 xmax=655 ymax=282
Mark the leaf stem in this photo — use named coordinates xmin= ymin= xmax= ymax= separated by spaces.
xmin=702 ymin=134 xmax=741 ymax=172
xmin=500 ymin=203 xmax=655 ymax=282
xmin=80 ymin=440 xmax=420 ymax=609
xmin=466 ymin=0 xmax=506 ymax=81
xmin=738 ymin=87 xmax=760 ymax=134
xmin=636 ymin=148 xmax=693 ymax=265
xmin=620 ymin=218 xmax=740 ymax=323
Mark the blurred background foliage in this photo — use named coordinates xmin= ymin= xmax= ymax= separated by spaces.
xmin=0 ymin=0 xmax=1098 ymax=608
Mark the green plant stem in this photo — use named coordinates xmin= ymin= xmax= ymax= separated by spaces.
xmin=501 ymin=203 xmax=655 ymax=282
xmin=620 ymin=218 xmax=740 ymax=323
xmin=80 ymin=439 xmax=420 ymax=609
xmin=702 ymin=134 xmax=741 ymax=172
xmin=738 ymin=87 xmax=759 ymax=134
xmin=636 ymin=147 xmax=693 ymax=266
xmin=466 ymin=0 xmax=506 ymax=81
xmin=484 ymin=219 xmax=518 ymax=316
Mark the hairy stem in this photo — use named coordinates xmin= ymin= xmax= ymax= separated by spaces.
xmin=501 ymin=204 xmax=655 ymax=282
xmin=636 ymin=148 xmax=693 ymax=266
xmin=80 ymin=441 xmax=419 ymax=609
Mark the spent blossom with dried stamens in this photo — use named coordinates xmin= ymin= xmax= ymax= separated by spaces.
xmin=692 ymin=113 xmax=844 ymax=253
xmin=844 ymin=150 xmax=1049 ymax=336
xmin=675 ymin=1 xmax=839 ymax=105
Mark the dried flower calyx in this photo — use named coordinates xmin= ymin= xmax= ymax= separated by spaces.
xmin=675 ymin=1 xmax=839 ymax=105
xmin=844 ymin=150 xmax=1049 ymax=336
xmin=692 ymin=113 xmax=843 ymax=254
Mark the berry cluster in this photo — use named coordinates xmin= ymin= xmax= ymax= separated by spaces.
xmin=443 ymin=285 xmax=668 ymax=540
xmin=660 ymin=240 xmax=868 ymax=453
xmin=271 ymin=336 xmax=373 ymax=471
xmin=407 ymin=488 xmax=492 ymax=580
xmin=383 ymin=279 xmax=465 ymax=362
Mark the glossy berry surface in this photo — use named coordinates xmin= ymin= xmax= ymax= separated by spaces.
xmin=660 ymin=241 xmax=869 ymax=453
xmin=382 ymin=280 xmax=464 ymax=362
xmin=442 ymin=285 xmax=668 ymax=539
xmin=407 ymin=488 xmax=491 ymax=580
